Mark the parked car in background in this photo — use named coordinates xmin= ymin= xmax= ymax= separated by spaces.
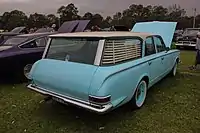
xmin=173 ymin=30 xmax=183 ymax=42
xmin=27 ymin=21 xmax=180 ymax=114
xmin=0 ymin=20 xmax=93 ymax=81
xmin=35 ymin=28 xmax=55 ymax=33
xmin=0 ymin=32 xmax=54 ymax=80
xmin=0 ymin=26 xmax=28 ymax=44
xmin=101 ymin=25 xmax=130 ymax=31
xmin=176 ymin=28 xmax=200 ymax=49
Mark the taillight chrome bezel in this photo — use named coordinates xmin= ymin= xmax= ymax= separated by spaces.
xmin=89 ymin=95 xmax=111 ymax=105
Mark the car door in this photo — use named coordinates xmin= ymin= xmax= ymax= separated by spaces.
xmin=19 ymin=37 xmax=47 ymax=64
xmin=144 ymin=36 xmax=162 ymax=85
xmin=153 ymin=36 xmax=170 ymax=75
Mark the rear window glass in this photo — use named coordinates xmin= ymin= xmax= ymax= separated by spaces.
xmin=46 ymin=37 xmax=100 ymax=65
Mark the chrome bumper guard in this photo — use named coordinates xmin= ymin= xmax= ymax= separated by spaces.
xmin=27 ymin=84 xmax=112 ymax=114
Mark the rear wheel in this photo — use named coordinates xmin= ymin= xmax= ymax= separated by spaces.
xmin=171 ymin=61 xmax=177 ymax=77
xmin=14 ymin=63 xmax=32 ymax=82
xmin=130 ymin=80 xmax=147 ymax=109
xmin=23 ymin=64 xmax=33 ymax=79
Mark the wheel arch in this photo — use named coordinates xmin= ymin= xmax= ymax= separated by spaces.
xmin=130 ymin=74 xmax=149 ymax=99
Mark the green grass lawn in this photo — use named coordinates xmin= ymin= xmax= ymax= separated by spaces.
xmin=1 ymin=50 xmax=200 ymax=133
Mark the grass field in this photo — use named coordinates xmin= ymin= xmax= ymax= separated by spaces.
xmin=0 ymin=50 xmax=200 ymax=133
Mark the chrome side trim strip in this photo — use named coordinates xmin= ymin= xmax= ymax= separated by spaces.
xmin=27 ymin=84 xmax=112 ymax=114
xmin=94 ymin=39 xmax=105 ymax=66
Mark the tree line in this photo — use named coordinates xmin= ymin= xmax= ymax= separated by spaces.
xmin=0 ymin=3 xmax=199 ymax=31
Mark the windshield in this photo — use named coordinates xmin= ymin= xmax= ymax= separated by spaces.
xmin=11 ymin=27 xmax=25 ymax=33
xmin=46 ymin=37 xmax=100 ymax=65
xmin=2 ymin=36 xmax=28 ymax=46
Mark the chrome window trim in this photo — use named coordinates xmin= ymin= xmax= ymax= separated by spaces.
xmin=43 ymin=37 xmax=103 ymax=65
xmin=94 ymin=39 xmax=105 ymax=66
xmin=42 ymin=38 xmax=52 ymax=59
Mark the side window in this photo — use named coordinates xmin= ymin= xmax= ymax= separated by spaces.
xmin=20 ymin=37 xmax=47 ymax=49
xmin=145 ymin=37 xmax=156 ymax=56
xmin=154 ymin=36 xmax=166 ymax=52
xmin=102 ymin=38 xmax=142 ymax=65
xmin=35 ymin=37 xmax=47 ymax=47
xmin=20 ymin=41 xmax=37 ymax=48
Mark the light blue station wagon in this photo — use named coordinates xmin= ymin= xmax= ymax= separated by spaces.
xmin=27 ymin=21 xmax=180 ymax=114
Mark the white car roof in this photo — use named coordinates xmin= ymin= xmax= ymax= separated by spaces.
xmin=49 ymin=31 xmax=155 ymax=39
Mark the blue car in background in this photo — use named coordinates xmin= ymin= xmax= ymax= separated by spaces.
xmin=27 ymin=21 xmax=180 ymax=114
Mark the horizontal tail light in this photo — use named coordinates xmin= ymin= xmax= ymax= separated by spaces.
xmin=89 ymin=95 xmax=111 ymax=105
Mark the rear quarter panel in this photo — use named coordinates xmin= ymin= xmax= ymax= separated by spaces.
xmin=168 ymin=49 xmax=180 ymax=67
xmin=89 ymin=49 xmax=180 ymax=108
xmin=89 ymin=58 xmax=150 ymax=108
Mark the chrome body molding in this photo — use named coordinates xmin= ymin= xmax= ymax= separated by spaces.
xmin=94 ymin=39 xmax=105 ymax=66
xmin=27 ymin=84 xmax=113 ymax=114
xmin=42 ymin=38 xmax=52 ymax=59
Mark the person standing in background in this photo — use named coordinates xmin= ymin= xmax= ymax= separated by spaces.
xmin=189 ymin=32 xmax=200 ymax=70
xmin=51 ymin=24 xmax=57 ymax=31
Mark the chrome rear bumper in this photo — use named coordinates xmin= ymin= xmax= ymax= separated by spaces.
xmin=27 ymin=84 xmax=112 ymax=114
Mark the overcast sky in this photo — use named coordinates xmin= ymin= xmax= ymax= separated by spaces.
xmin=0 ymin=0 xmax=199 ymax=17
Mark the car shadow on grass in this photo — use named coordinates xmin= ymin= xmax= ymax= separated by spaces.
xmin=35 ymin=97 xmax=137 ymax=130
xmin=145 ymin=72 xmax=182 ymax=105
xmin=31 ymin=73 xmax=183 ymax=132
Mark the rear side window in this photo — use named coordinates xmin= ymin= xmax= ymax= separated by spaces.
xmin=20 ymin=37 xmax=47 ymax=48
xmin=101 ymin=38 xmax=142 ymax=65
xmin=145 ymin=37 xmax=156 ymax=56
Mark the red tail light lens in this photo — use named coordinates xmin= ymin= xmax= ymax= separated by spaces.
xmin=89 ymin=95 xmax=111 ymax=105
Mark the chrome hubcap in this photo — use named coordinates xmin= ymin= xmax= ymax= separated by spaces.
xmin=173 ymin=63 xmax=177 ymax=76
xmin=24 ymin=64 xmax=32 ymax=78
xmin=135 ymin=81 xmax=147 ymax=107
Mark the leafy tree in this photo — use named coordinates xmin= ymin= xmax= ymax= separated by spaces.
xmin=90 ymin=14 xmax=103 ymax=27
xmin=82 ymin=12 xmax=93 ymax=20
xmin=151 ymin=6 xmax=168 ymax=20
xmin=168 ymin=4 xmax=186 ymax=19
xmin=28 ymin=13 xmax=49 ymax=28
xmin=0 ymin=16 xmax=2 ymax=29
xmin=57 ymin=3 xmax=80 ymax=24
xmin=47 ymin=14 xmax=58 ymax=27
xmin=102 ymin=16 xmax=112 ymax=28
xmin=1 ymin=10 xmax=28 ymax=30
xmin=0 ymin=3 xmax=200 ymax=30
xmin=112 ymin=12 xmax=122 ymax=25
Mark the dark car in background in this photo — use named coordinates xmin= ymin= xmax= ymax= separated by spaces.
xmin=35 ymin=27 xmax=55 ymax=33
xmin=173 ymin=30 xmax=183 ymax=42
xmin=0 ymin=20 xmax=92 ymax=81
xmin=0 ymin=32 xmax=54 ymax=80
xmin=0 ymin=26 xmax=28 ymax=44
xmin=176 ymin=28 xmax=200 ymax=49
